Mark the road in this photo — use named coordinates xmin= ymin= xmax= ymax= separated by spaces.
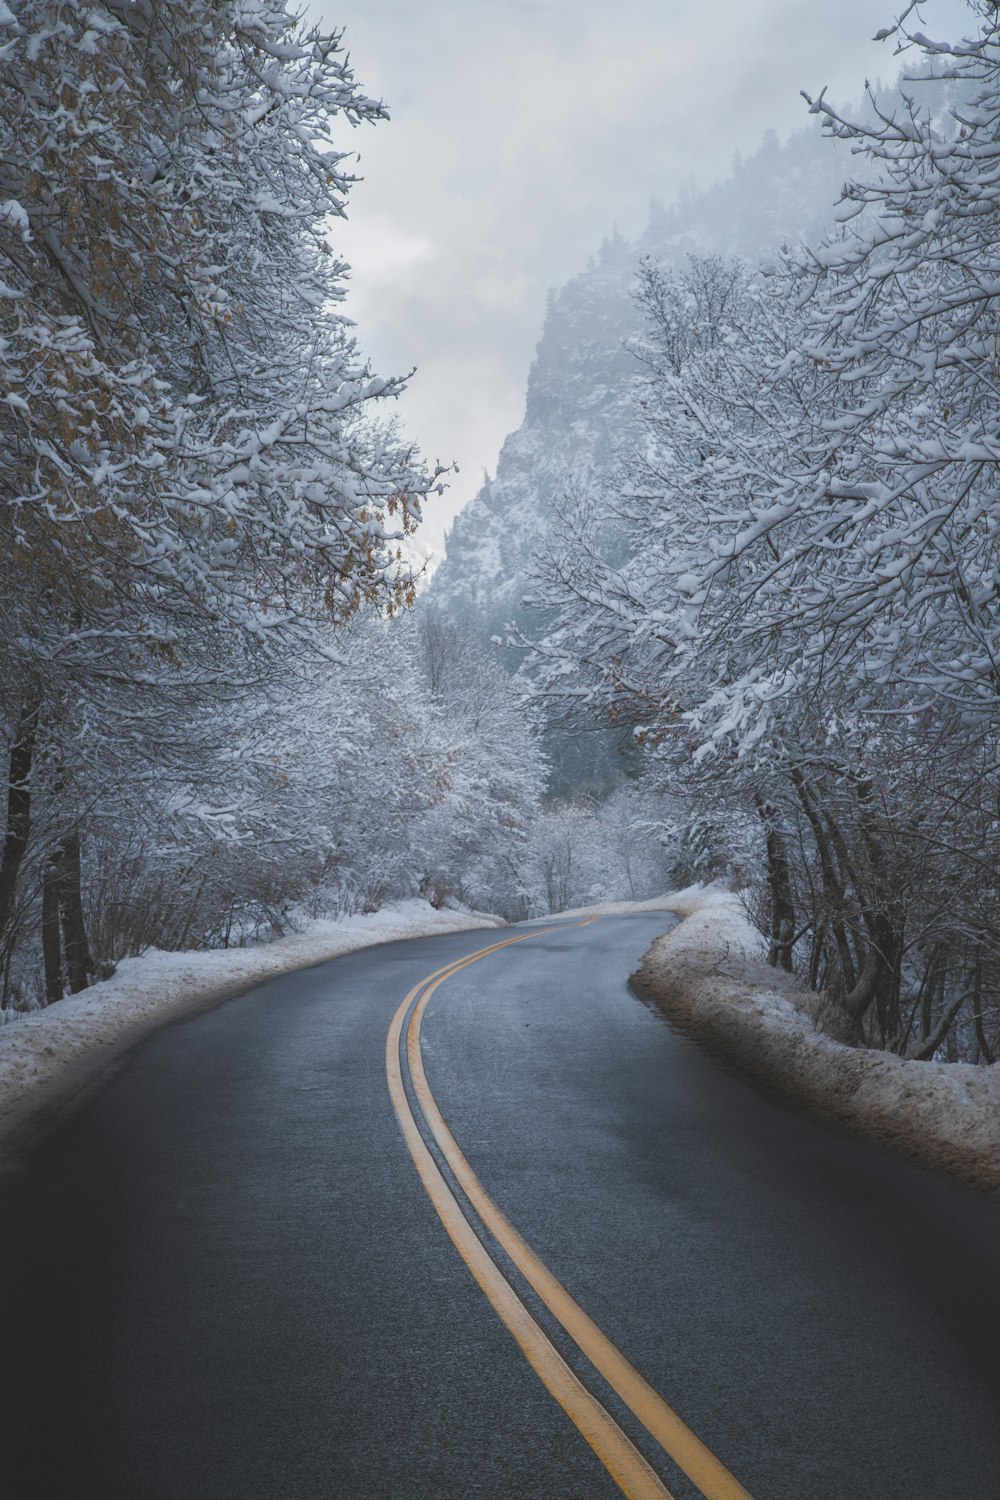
xmin=1 ymin=913 xmax=999 ymax=1499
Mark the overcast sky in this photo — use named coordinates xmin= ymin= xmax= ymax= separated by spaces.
xmin=308 ymin=1 xmax=973 ymax=563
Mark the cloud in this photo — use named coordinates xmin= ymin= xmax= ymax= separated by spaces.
xmin=343 ymin=215 xmax=436 ymax=286
xmin=313 ymin=0 xmax=974 ymax=556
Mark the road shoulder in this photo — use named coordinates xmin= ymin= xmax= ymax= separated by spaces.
xmin=637 ymin=887 xmax=1000 ymax=1199
xmin=0 ymin=900 xmax=504 ymax=1172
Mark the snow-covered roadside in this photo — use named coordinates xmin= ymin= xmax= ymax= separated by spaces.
xmin=638 ymin=886 xmax=1000 ymax=1199
xmin=0 ymin=899 xmax=503 ymax=1165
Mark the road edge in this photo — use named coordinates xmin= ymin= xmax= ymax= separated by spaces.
xmin=634 ymin=889 xmax=1000 ymax=1201
xmin=0 ymin=906 xmax=505 ymax=1175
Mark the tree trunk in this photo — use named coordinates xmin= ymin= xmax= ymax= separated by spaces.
xmin=42 ymin=833 xmax=93 ymax=1002
xmin=0 ymin=698 xmax=39 ymax=946
xmin=756 ymin=795 xmax=795 ymax=971
xmin=41 ymin=861 xmax=64 ymax=1003
xmin=851 ymin=778 xmax=907 ymax=1046
xmin=808 ymin=921 xmax=826 ymax=991
xmin=790 ymin=769 xmax=857 ymax=992
xmin=971 ymin=951 xmax=996 ymax=1064
xmin=919 ymin=946 xmax=946 ymax=1044
xmin=843 ymin=908 xmax=904 ymax=1042
xmin=59 ymin=833 xmax=92 ymax=994
xmin=908 ymin=983 xmax=969 ymax=1061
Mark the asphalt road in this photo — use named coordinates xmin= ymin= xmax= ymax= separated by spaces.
xmin=1 ymin=913 xmax=999 ymax=1499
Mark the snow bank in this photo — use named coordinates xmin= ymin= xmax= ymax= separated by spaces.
xmin=9 ymin=885 xmax=996 ymax=1198
xmin=639 ymin=886 xmax=1000 ymax=1199
xmin=0 ymin=900 xmax=503 ymax=1164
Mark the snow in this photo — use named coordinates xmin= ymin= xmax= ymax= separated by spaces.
xmin=639 ymin=886 xmax=1000 ymax=1199
xmin=0 ymin=900 xmax=503 ymax=1157
xmin=0 ymin=197 xmax=29 ymax=236
xmin=529 ymin=892 xmax=684 ymax=921
xmin=5 ymin=883 xmax=996 ymax=1200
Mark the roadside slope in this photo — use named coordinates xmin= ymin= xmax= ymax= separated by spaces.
xmin=0 ymin=900 xmax=503 ymax=1168
xmin=639 ymin=888 xmax=1000 ymax=1199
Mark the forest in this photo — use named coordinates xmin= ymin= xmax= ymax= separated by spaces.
xmin=526 ymin=17 xmax=1000 ymax=1064
xmin=2 ymin=0 xmax=999 ymax=1070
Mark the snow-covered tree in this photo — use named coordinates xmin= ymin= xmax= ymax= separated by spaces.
xmin=527 ymin=5 xmax=1000 ymax=1061
xmin=407 ymin=613 xmax=547 ymax=917
xmin=0 ymin=1 xmax=440 ymax=1002
xmin=0 ymin=1 xmax=432 ymax=656
xmin=512 ymin=784 xmax=679 ymax=917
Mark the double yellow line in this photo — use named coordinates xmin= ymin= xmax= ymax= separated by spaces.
xmin=385 ymin=923 xmax=754 ymax=1500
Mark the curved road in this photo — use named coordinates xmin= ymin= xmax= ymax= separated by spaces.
xmin=2 ymin=914 xmax=999 ymax=1498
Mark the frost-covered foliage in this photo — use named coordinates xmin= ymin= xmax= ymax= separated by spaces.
xmin=424 ymin=121 xmax=854 ymax=794
xmin=404 ymin=611 xmax=548 ymax=916
xmin=515 ymin=784 xmax=681 ymax=917
xmin=425 ymin=126 xmax=853 ymax=639
xmin=0 ymin=2 xmax=435 ymax=662
xmin=528 ymin=6 xmax=1000 ymax=1063
xmin=0 ymin=3 xmax=527 ymax=1010
xmin=1 ymin=607 xmax=549 ymax=1009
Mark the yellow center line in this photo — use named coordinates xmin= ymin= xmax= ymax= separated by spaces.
xmin=386 ymin=923 xmax=675 ymax=1500
xmin=388 ymin=922 xmax=756 ymax=1500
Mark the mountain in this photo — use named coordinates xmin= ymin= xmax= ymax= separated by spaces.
xmin=420 ymin=121 xmax=857 ymax=791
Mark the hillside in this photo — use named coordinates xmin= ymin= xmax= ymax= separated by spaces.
xmin=422 ymin=122 xmax=855 ymax=788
